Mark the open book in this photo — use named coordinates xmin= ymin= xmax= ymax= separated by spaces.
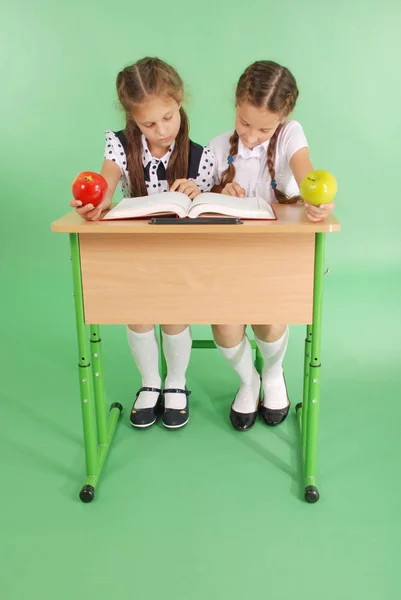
xmin=102 ymin=191 xmax=276 ymax=220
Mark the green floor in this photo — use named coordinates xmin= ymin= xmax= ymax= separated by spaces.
xmin=2 ymin=260 xmax=400 ymax=599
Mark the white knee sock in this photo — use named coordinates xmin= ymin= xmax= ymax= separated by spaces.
xmin=127 ymin=327 xmax=161 ymax=409
xmin=162 ymin=327 xmax=192 ymax=410
xmin=255 ymin=327 xmax=289 ymax=410
xmin=216 ymin=336 xmax=260 ymax=414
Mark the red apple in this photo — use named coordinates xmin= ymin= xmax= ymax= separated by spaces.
xmin=72 ymin=171 xmax=108 ymax=206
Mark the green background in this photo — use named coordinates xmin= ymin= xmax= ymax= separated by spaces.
xmin=1 ymin=1 xmax=400 ymax=598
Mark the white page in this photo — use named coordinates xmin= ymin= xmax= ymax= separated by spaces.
xmin=189 ymin=193 xmax=275 ymax=218
xmin=191 ymin=193 xmax=269 ymax=212
xmin=102 ymin=191 xmax=190 ymax=219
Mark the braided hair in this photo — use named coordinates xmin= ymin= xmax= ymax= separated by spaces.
xmin=220 ymin=61 xmax=300 ymax=204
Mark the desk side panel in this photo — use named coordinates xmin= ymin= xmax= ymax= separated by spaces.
xmin=80 ymin=233 xmax=315 ymax=324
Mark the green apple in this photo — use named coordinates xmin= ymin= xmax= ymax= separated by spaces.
xmin=300 ymin=170 xmax=337 ymax=206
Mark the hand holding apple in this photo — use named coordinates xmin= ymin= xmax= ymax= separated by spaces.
xmin=300 ymin=170 xmax=337 ymax=205
xmin=71 ymin=171 xmax=109 ymax=221
xmin=70 ymin=198 xmax=107 ymax=221
xmin=72 ymin=171 xmax=108 ymax=206
xmin=300 ymin=169 xmax=337 ymax=222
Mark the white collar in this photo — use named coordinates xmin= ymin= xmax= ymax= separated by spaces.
xmin=237 ymin=136 xmax=269 ymax=160
xmin=141 ymin=135 xmax=175 ymax=167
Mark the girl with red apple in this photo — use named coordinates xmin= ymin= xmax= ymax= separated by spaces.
xmin=208 ymin=60 xmax=335 ymax=431
xmin=70 ymin=57 xmax=215 ymax=430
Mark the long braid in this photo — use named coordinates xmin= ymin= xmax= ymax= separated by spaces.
xmin=266 ymin=123 xmax=301 ymax=204
xmin=220 ymin=131 xmax=239 ymax=187
xmin=233 ymin=61 xmax=302 ymax=203
xmin=125 ymin=118 xmax=147 ymax=198
xmin=219 ymin=69 xmax=252 ymax=188
xmin=166 ymin=107 xmax=189 ymax=185
xmin=116 ymin=57 xmax=189 ymax=197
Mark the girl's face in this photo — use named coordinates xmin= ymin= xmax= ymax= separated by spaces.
xmin=235 ymin=101 xmax=283 ymax=149
xmin=133 ymin=95 xmax=181 ymax=151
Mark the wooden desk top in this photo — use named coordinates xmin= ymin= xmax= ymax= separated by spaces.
xmin=51 ymin=203 xmax=340 ymax=235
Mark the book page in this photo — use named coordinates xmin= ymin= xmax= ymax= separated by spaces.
xmin=188 ymin=193 xmax=275 ymax=219
xmin=102 ymin=192 xmax=191 ymax=220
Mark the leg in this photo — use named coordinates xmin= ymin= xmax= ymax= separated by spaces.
xmin=303 ymin=233 xmax=326 ymax=503
xmin=212 ymin=324 xmax=260 ymax=431
xmin=213 ymin=324 xmax=246 ymax=349
xmin=70 ymin=234 xmax=122 ymax=503
xmin=127 ymin=324 xmax=163 ymax=428
xmin=252 ymin=324 xmax=290 ymax=426
xmin=89 ymin=325 xmax=108 ymax=446
xmin=160 ymin=324 xmax=192 ymax=429
xmin=255 ymin=347 xmax=264 ymax=377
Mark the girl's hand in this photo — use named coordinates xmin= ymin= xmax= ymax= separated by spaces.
xmin=304 ymin=202 xmax=335 ymax=223
xmin=170 ymin=179 xmax=201 ymax=199
xmin=221 ymin=182 xmax=246 ymax=198
xmin=70 ymin=199 xmax=108 ymax=221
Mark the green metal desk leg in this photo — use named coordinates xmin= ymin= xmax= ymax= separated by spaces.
xmin=296 ymin=232 xmax=326 ymax=504
xmin=70 ymin=234 xmax=123 ymax=503
xmin=89 ymin=325 xmax=123 ymax=474
xmin=89 ymin=325 xmax=108 ymax=446
xmin=296 ymin=325 xmax=313 ymax=459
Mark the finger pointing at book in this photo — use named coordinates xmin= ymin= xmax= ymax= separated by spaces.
xmin=221 ymin=182 xmax=246 ymax=198
xmin=170 ymin=178 xmax=202 ymax=199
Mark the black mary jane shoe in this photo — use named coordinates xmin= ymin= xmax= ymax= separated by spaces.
xmin=130 ymin=387 xmax=163 ymax=428
xmin=259 ymin=403 xmax=290 ymax=426
xmin=162 ymin=388 xmax=191 ymax=429
xmin=230 ymin=392 xmax=259 ymax=431
xmin=229 ymin=380 xmax=261 ymax=431
xmin=258 ymin=375 xmax=291 ymax=426
xmin=230 ymin=405 xmax=258 ymax=431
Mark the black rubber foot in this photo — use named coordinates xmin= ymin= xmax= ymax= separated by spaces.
xmin=79 ymin=485 xmax=95 ymax=503
xmin=295 ymin=402 xmax=303 ymax=413
xmin=110 ymin=402 xmax=123 ymax=414
xmin=305 ymin=486 xmax=320 ymax=503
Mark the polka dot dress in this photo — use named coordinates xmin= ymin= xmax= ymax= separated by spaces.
xmin=104 ymin=130 xmax=216 ymax=197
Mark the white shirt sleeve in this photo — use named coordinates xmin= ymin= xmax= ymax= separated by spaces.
xmin=208 ymin=132 xmax=232 ymax=187
xmin=104 ymin=130 xmax=133 ymax=197
xmin=104 ymin=130 xmax=126 ymax=178
xmin=194 ymin=147 xmax=216 ymax=192
xmin=280 ymin=121 xmax=308 ymax=163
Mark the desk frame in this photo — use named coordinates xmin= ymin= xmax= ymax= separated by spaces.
xmin=52 ymin=207 xmax=339 ymax=503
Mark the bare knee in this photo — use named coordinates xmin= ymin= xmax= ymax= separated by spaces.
xmin=212 ymin=324 xmax=246 ymax=348
xmin=161 ymin=324 xmax=189 ymax=335
xmin=127 ymin=324 xmax=155 ymax=333
xmin=252 ymin=324 xmax=287 ymax=342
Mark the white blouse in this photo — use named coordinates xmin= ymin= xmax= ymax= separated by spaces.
xmin=208 ymin=120 xmax=308 ymax=200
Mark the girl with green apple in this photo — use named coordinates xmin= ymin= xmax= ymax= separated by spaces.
xmin=208 ymin=60 xmax=335 ymax=431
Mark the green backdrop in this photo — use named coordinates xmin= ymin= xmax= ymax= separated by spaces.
xmin=1 ymin=1 xmax=400 ymax=599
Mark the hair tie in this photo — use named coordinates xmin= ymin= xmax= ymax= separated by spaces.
xmin=227 ymin=155 xmax=234 ymax=165
xmin=270 ymin=179 xmax=277 ymax=190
